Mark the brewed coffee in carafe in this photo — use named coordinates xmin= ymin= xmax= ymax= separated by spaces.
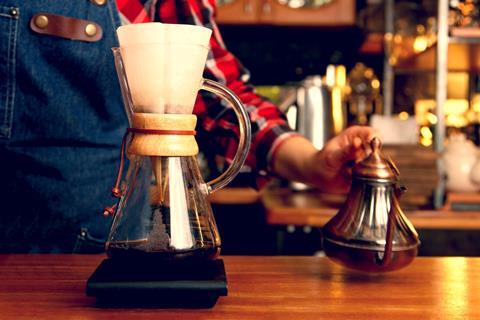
xmin=106 ymin=154 xmax=222 ymax=260
xmin=104 ymin=23 xmax=251 ymax=260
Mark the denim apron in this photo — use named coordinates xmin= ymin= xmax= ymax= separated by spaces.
xmin=0 ymin=0 xmax=126 ymax=252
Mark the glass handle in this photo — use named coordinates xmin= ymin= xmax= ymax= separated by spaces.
xmin=200 ymin=79 xmax=252 ymax=194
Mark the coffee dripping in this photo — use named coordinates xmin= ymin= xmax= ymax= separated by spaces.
xmin=322 ymin=138 xmax=420 ymax=272
xmin=86 ymin=23 xmax=251 ymax=307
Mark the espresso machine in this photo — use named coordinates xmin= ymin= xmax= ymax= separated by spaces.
xmin=86 ymin=23 xmax=251 ymax=307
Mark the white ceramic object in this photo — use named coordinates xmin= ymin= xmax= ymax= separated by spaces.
xmin=442 ymin=133 xmax=480 ymax=192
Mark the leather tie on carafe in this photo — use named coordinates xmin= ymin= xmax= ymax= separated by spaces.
xmin=103 ymin=120 xmax=197 ymax=216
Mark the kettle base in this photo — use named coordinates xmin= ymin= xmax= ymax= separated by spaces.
xmin=323 ymin=238 xmax=418 ymax=273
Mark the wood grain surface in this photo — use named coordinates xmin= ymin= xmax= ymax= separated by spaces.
xmin=209 ymin=187 xmax=260 ymax=205
xmin=0 ymin=255 xmax=478 ymax=319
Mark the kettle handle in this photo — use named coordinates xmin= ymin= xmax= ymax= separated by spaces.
xmin=200 ymin=79 xmax=252 ymax=194
xmin=376 ymin=193 xmax=396 ymax=266
xmin=376 ymin=157 xmax=404 ymax=266
xmin=376 ymin=184 xmax=407 ymax=266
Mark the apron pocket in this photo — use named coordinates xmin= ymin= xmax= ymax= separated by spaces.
xmin=0 ymin=5 xmax=18 ymax=140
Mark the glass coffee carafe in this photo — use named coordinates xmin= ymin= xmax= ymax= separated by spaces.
xmin=103 ymin=23 xmax=251 ymax=261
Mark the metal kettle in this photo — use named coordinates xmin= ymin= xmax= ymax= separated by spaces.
xmin=322 ymin=138 xmax=420 ymax=272
xmin=290 ymin=75 xmax=334 ymax=150
xmin=285 ymin=74 xmax=347 ymax=190
xmin=286 ymin=74 xmax=347 ymax=151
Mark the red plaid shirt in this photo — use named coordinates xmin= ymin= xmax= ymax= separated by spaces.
xmin=116 ymin=0 xmax=296 ymax=186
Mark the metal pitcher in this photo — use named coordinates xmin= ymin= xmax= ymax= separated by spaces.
xmin=322 ymin=138 xmax=420 ymax=272
xmin=287 ymin=76 xmax=335 ymax=150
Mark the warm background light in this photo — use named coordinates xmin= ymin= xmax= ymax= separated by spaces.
xmin=415 ymin=98 xmax=469 ymax=128
xmin=415 ymin=98 xmax=471 ymax=146
xmin=398 ymin=111 xmax=409 ymax=120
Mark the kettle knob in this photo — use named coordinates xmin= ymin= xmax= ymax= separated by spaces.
xmin=371 ymin=136 xmax=381 ymax=153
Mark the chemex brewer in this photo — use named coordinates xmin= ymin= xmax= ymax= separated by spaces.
xmin=86 ymin=23 xmax=251 ymax=308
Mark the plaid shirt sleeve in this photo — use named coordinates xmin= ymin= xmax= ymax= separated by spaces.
xmin=117 ymin=0 xmax=298 ymax=187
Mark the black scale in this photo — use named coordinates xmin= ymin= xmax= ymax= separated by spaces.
xmin=86 ymin=257 xmax=227 ymax=308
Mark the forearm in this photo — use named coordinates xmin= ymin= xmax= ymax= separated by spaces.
xmin=272 ymin=126 xmax=378 ymax=194
xmin=271 ymin=135 xmax=322 ymax=186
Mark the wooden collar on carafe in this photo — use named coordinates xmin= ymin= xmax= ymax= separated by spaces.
xmin=103 ymin=113 xmax=198 ymax=216
xmin=128 ymin=113 xmax=199 ymax=156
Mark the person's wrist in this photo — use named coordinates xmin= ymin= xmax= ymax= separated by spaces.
xmin=271 ymin=135 xmax=317 ymax=182
xmin=302 ymin=148 xmax=328 ymax=187
xmin=306 ymin=148 xmax=350 ymax=193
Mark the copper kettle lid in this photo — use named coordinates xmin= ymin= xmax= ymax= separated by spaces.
xmin=353 ymin=137 xmax=399 ymax=180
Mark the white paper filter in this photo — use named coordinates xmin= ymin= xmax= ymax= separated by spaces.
xmin=117 ymin=23 xmax=212 ymax=114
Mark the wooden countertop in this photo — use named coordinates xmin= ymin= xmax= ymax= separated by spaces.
xmin=263 ymin=187 xmax=480 ymax=229
xmin=1 ymin=255 xmax=479 ymax=319
xmin=209 ymin=187 xmax=260 ymax=205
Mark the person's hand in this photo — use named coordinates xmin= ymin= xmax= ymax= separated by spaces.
xmin=272 ymin=125 xmax=380 ymax=194
xmin=306 ymin=126 xmax=379 ymax=193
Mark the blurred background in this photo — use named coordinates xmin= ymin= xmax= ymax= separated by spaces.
xmin=207 ymin=0 xmax=480 ymax=257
